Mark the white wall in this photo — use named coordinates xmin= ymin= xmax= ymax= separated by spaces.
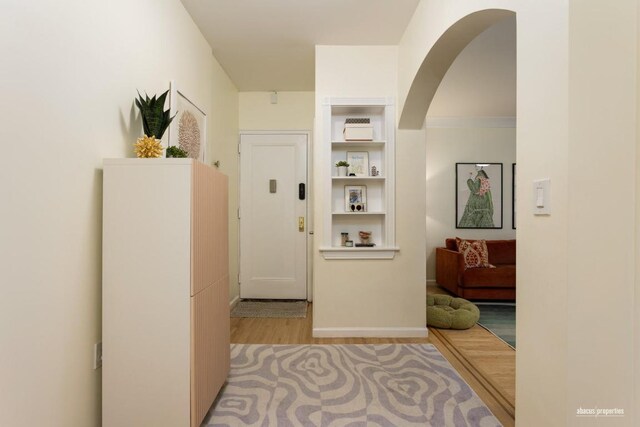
xmin=425 ymin=126 xmax=516 ymax=280
xmin=239 ymin=91 xmax=315 ymax=130
xmin=0 ymin=1 xmax=238 ymax=426
xmin=399 ymin=0 xmax=638 ymax=425
xmin=314 ymin=46 xmax=426 ymax=334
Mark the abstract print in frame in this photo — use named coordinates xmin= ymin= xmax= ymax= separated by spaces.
xmin=456 ymin=163 xmax=503 ymax=229
xmin=169 ymin=81 xmax=206 ymax=162
xmin=346 ymin=151 xmax=369 ymax=177
xmin=344 ymin=185 xmax=367 ymax=212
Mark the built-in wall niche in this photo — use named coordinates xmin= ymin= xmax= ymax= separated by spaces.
xmin=330 ymin=105 xmax=386 ymax=142
xmin=331 ymin=180 xmax=385 ymax=213
xmin=331 ymin=143 xmax=385 ymax=177
xmin=320 ymin=98 xmax=399 ymax=260
xmin=331 ymin=215 xmax=385 ymax=247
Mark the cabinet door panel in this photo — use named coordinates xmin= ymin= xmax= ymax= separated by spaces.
xmin=192 ymin=161 xmax=216 ymax=296
xmin=190 ymin=275 xmax=230 ymax=427
xmin=191 ymin=285 xmax=216 ymax=427
xmin=212 ymin=274 xmax=230 ymax=397
xmin=213 ymin=171 xmax=229 ymax=285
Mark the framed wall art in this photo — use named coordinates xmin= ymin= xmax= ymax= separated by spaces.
xmin=344 ymin=185 xmax=367 ymax=212
xmin=169 ymin=81 xmax=207 ymax=162
xmin=346 ymin=151 xmax=369 ymax=176
xmin=455 ymin=163 xmax=503 ymax=229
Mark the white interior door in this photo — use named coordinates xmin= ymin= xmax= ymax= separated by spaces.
xmin=239 ymin=133 xmax=307 ymax=299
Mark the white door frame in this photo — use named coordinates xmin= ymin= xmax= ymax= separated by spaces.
xmin=238 ymin=130 xmax=313 ymax=301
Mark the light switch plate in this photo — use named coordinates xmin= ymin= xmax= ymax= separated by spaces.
xmin=533 ymin=179 xmax=551 ymax=215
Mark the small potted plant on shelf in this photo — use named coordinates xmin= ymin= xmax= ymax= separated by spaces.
xmin=166 ymin=145 xmax=188 ymax=158
xmin=134 ymin=89 xmax=176 ymax=158
xmin=335 ymin=160 xmax=350 ymax=177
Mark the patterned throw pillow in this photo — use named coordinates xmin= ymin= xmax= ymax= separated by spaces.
xmin=456 ymin=238 xmax=494 ymax=269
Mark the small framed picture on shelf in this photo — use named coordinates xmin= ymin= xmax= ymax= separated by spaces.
xmin=347 ymin=151 xmax=369 ymax=176
xmin=345 ymin=185 xmax=367 ymax=212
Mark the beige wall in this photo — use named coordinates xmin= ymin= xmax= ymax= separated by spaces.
xmin=400 ymin=0 xmax=638 ymax=425
xmin=425 ymin=125 xmax=516 ymax=281
xmin=211 ymin=61 xmax=240 ymax=303
xmin=637 ymin=1 xmax=640 ymax=416
xmin=313 ymin=46 xmax=426 ymax=333
xmin=428 ymin=16 xmax=516 ymax=118
xmin=0 ymin=1 xmax=238 ymax=426
xmin=239 ymin=91 xmax=315 ymax=130
xmin=566 ymin=0 xmax=636 ymax=422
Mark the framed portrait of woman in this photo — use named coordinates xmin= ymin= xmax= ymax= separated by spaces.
xmin=455 ymin=163 xmax=503 ymax=229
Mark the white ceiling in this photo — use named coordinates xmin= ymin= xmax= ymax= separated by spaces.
xmin=180 ymin=0 xmax=421 ymax=91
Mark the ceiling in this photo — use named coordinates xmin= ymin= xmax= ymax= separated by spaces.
xmin=180 ymin=0 xmax=421 ymax=91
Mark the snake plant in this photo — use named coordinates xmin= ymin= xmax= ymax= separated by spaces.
xmin=135 ymin=89 xmax=176 ymax=139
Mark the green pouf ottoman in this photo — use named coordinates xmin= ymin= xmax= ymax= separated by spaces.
xmin=427 ymin=294 xmax=480 ymax=329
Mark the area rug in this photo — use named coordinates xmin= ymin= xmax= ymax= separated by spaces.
xmin=476 ymin=303 xmax=516 ymax=348
xmin=205 ymin=344 xmax=501 ymax=426
xmin=230 ymin=300 xmax=307 ymax=318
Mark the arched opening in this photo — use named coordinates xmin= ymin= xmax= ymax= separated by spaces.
xmin=402 ymin=8 xmax=518 ymax=422
xmin=399 ymin=9 xmax=515 ymax=130
xmin=397 ymin=3 xmax=639 ymax=425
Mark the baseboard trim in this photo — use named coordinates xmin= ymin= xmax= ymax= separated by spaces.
xmin=426 ymin=279 xmax=437 ymax=284
xmin=229 ymin=295 xmax=239 ymax=310
xmin=312 ymin=327 xmax=428 ymax=338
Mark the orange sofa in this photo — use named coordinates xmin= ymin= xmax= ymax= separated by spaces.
xmin=435 ymin=238 xmax=516 ymax=300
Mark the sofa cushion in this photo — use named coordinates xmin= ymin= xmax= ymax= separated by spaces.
xmin=462 ymin=265 xmax=516 ymax=288
xmin=446 ymin=238 xmax=516 ymax=265
xmin=445 ymin=238 xmax=458 ymax=251
xmin=486 ymin=240 xmax=516 ymax=265
xmin=456 ymin=238 xmax=494 ymax=269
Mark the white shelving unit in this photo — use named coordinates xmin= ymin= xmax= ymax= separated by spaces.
xmin=320 ymin=98 xmax=399 ymax=260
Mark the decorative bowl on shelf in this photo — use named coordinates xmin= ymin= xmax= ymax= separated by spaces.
xmin=359 ymin=231 xmax=372 ymax=244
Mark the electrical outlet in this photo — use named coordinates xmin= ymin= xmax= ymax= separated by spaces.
xmin=93 ymin=342 xmax=102 ymax=370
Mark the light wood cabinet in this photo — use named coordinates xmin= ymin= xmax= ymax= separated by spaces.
xmin=102 ymin=159 xmax=229 ymax=427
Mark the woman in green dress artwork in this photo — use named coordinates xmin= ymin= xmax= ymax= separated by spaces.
xmin=458 ymin=168 xmax=494 ymax=228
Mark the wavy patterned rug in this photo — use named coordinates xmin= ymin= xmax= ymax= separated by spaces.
xmin=205 ymin=344 xmax=500 ymax=426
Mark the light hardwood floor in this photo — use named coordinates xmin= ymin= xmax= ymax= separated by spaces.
xmin=230 ymin=290 xmax=516 ymax=427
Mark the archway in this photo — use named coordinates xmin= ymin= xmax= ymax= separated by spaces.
xmin=398 ymin=2 xmax=639 ymax=425
xmin=399 ymin=9 xmax=515 ymax=130
xmin=399 ymin=9 xmax=515 ymax=422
